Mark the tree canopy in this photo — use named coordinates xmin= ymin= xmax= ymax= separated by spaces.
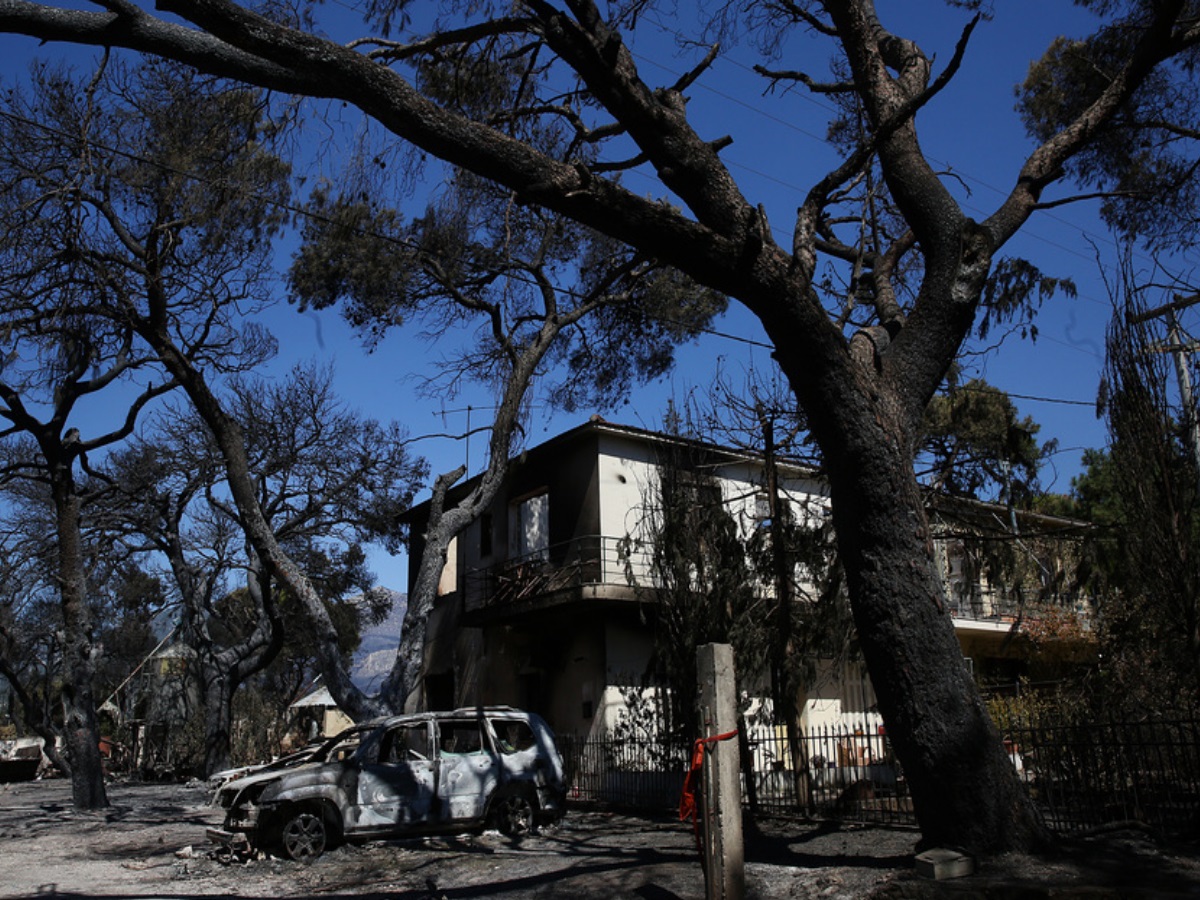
xmin=0 ymin=56 xmax=289 ymax=807
xmin=921 ymin=378 xmax=1055 ymax=504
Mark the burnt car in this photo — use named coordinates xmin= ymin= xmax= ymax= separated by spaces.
xmin=208 ymin=707 xmax=567 ymax=861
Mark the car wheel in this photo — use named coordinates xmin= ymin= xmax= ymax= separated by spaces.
xmin=493 ymin=791 xmax=535 ymax=837
xmin=280 ymin=808 xmax=328 ymax=862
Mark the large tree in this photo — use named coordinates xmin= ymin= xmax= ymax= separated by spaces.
xmin=289 ymin=161 xmax=721 ymax=715
xmin=0 ymin=56 xmax=287 ymax=805
xmin=3 ymin=0 xmax=1199 ymax=852
xmin=104 ymin=364 xmax=425 ymax=775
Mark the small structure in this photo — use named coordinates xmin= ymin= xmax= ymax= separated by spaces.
xmin=290 ymin=686 xmax=353 ymax=740
xmin=0 ymin=738 xmax=44 ymax=783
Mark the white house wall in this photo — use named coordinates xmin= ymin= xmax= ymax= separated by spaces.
xmin=594 ymin=432 xmax=832 ymax=597
xmin=418 ymin=421 xmax=1075 ymax=741
xmin=595 ymin=434 xmax=663 ymax=588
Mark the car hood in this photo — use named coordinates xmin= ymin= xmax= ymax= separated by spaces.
xmin=218 ymin=761 xmax=323 ymax=800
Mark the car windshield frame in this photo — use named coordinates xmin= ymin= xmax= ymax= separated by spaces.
xmin=309 ymin=724 xmax=374 ymax=763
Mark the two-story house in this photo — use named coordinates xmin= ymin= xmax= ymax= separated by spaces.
xmin=403 ymin=417 xmax=1092 ymax=739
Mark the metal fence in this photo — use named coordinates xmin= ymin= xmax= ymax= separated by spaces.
xmin=558 ymin=718 xmax=913 ymax=826
xmin=1005 ymin=718 xmax=1200 ymax=836
xmin=559 ymin=733 xmax=692 ymax=810
xmin=559 ymin=716 xmax=1200 ymax=837
xmin=747 ymin=720 xmax=913 ymax=825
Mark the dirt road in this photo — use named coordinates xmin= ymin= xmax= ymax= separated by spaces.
xmin=0 ymin=778 xmax=916 ymax=898
xmin=6 ymin=777 xmax=1197 ymax=898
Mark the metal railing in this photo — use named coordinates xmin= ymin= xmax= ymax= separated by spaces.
xmin=464 ymin=536 xmax=653 ymax=610
xmin=558 ymin=733 xmax=691 ymax=811
xmin=559 ymin=716 xmax=1200 ymax=837
xmin=1005 ymin=717 xmax=1200 ymax=836
xmin=747 ymin=721 xmax=912 ymax=825
xmin=463 ymin=535 xmax=1089 ymax=630
xmin=945 ymin=588 xmax=1092 ymax=628
xmin=559 ymin=718 xmax=913 ymax=826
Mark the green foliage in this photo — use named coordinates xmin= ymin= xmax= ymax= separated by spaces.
xmin=556 ymin=246 xmax=727 ymax=411
xmin=921 ymin=378 xmax=1053 ymax=503
xmin=1018 ymin=13 xmax=1200 ymax=249
xmin=977 ymin=258 xmax=1077 ymax=343
xmin=288 ymin=183 xmax=417 ymax=339
xmin=289 ymin=165 xmax=725 ymax=413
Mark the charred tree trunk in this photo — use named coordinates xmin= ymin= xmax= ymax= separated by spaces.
xmin=833 ymin=440 xmax=1042 ymax=851
xmin=772 ymin=316 xmax=1049 ymax=852
xmin=179 ymin=557 xmax=284 ymax=778
xmin=49 ymin=457 xmax=108 ymax=810
xmin=201 ymin=670 xmax=236 ymax=776
xmin=384 ymin=466 xmax=464 ymax=713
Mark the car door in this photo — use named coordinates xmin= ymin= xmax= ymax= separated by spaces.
xmin=435 ymin=718 xmax=499 ymax=821
xmin=351 ymin=721 xmax=436 ymax=831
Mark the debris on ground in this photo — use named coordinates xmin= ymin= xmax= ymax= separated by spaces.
xmin=2 ymin=778 xmax=1198 ymax=898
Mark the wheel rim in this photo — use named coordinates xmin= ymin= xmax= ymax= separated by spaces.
xmin=498 ymin=794 xmax=533 ymax=835
xmin=282 ymin=811 xmax=327 ymax=861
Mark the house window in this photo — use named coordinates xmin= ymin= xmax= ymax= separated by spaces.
xmin=510 ymin=492 xmax=549 ymax=561
xmin=480 ymin=511 xmax=493 ymax=558
xmin=754 ymin=492 xmax=771 ymax=524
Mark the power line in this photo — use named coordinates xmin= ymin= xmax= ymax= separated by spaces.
xmin=631 ymin=15 xmax=1198 ymax=297
xmin=0 ymin=103 xmax=774 ymax=352
xmin=0 ymin=62 xmax=1099 ymax=411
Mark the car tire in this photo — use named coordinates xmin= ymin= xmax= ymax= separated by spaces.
xmin=279 ymin=807 xmax=329 ymax=862
xmin=492 ymin=790 xmax=536 ymax=837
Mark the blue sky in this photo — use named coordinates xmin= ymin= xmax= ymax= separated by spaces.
xmin=2 ymin=2 xmax=1187 ymax=593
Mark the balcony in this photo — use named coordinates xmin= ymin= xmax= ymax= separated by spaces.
xmin=946 ymin=587 xmax=1092 ymax=633
xmin=462 ymin=535 xmax=652 ymax=624
xmin=460 ymin=537 xmax=1093 ymax=634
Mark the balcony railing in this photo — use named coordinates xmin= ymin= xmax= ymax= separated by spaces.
xmin=461 ymin=534 xmax=1092 ymax=629
xmin=463 ymin=535 xmax=653 ymax=613
xmin=947 ymin=590 xmax=1023 ymax=622
xmin=945 ymin=589 xmax=1092 ymax=627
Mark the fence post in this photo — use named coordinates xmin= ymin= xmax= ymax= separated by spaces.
xmin=697 ymin=642 xmax=745 ymax=900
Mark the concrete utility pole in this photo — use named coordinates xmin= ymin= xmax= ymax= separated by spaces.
xmin=1166 ymin=310 xmax=1200 ymax=485
xmin=697 ymin=642 xmax=745 ymax=900
xmin=1130 ymin=293 xmax=1200 ymax=490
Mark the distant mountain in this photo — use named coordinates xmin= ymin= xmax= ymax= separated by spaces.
xmin=351 ymin=589 xmax=406 ymax=694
